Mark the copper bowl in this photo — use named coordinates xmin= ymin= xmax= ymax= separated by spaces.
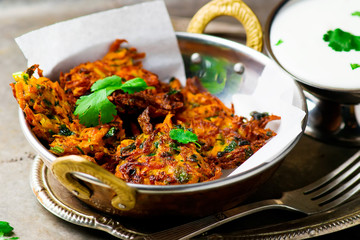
xmin=18 ymin=0 xmax=307 ymax=219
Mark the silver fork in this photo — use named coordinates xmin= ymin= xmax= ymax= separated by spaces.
xmin=142 ymin=150 xmax=360 ymax=240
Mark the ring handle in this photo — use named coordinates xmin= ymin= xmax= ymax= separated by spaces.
xmin=187 ymin=0 xmax=263 ymax=52
xmin=51 ymin=155 xmax=136 ymax=211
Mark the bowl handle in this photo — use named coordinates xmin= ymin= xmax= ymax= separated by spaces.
xmin=187 ymin=0 xmax=263 ymax=52
xmin=51 ymin=155 xmax=136 ymax=211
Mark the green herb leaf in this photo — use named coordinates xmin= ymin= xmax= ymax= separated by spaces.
xmin=120 ymin=142 xmax=136 ymax=153
xmin=74 ymin=89 xmax=117 ymax=127
xmin=75 ymin=146 xmax=85 ymax=154
xmin=169 ymin=129 xmax=198 ymax=144
xmin=245 ymin=147 xmax=253 ymax=159
xmin=250 ymin=111 xmax=269 ymax=120
xmin=352 ymin=11 xmax=360 ymax=17
xmin=74 ymin=76 xmax=149 ymax=127
xmin=59 ymin=124 xmax=74 ymax=136
xmin=105 ymin=126 xmax=117 ymax=138
xmin=323 ymin=28 xmax=360 ymax=52
xmin=167 ymin=88 xmax=180 ymax=95
xmin=351 ymin=63 xmax=360 ymax=70
xmin=120 ymin=78 xmax=150 ymax=94
xmin=169 ymin=142 xmax=181 ymax=152
xmin=223 ymin=140 xmax=238 ymax=153
xmin=0 ymin=222 xmax=13 ymax=235
xmin=275 ymin=39 xmax=284 ymax=46
xmin=91 ymin=75 xmax=123 ymax=92
xmin=50 ymin=145 xmax=65 ymax=154
xmin=175 ymin=167 xmax=190 ymax=183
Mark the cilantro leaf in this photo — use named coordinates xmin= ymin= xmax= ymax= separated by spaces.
xmin=351 ymin=63 xmax=360 ymax=70
xmin=75 ymin=89 xmax=117 ymax=127
xmin=120 ymin=78 xmax=150 ymax=94
xmin=91 ymin=75 xmax=123 ymax=92
xmin=0 ymin=221 xmax=19 ymax=239
xmin=91 ymin=76 xmax=151 ymax=94
xmin=0 ymin=222 xmax=13 ymax=235
xmin=352 ymin=11 xmax=360 ymax=17
xmin=74 ymin=76 xmax=150 ymax=127
xmin=275 ymin=39 xmax=284 ymax=46
xmin=169 ymin=129 xmax=198 ymax=144
xmin=323 ymin=28 xmax=360 ymax=52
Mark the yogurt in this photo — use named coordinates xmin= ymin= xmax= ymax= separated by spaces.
xmin=270 ymin=0 xmax=360 ymax=90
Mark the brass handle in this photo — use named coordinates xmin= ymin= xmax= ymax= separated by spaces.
xmin=187 ymin=0 xmax=263 ymax=52
xmin=51 ymin=155 xmax=136 ymax=211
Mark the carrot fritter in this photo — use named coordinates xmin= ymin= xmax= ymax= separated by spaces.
xmin=11 ymin=65 xmax=73 ymax=143
xmin=60 ymin=39 xmax=160 ymax=105
xmin=11 ymin=39 xmax=280 ymax=185
xmin=115 ymin=114 xmax=222 ymax=184
xmin=176 ymin=77 xmax=280 ymax=169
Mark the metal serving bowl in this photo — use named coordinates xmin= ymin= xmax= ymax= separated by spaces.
xmin=19 ymin=0 xmax=307 ymax=219
xmin=264 ymin=0 xmax=360 ymax=146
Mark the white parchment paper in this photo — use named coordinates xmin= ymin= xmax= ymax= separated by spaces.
xmin=15 ymin=0 xmax=186 ymax=84
xmin=228 ymin=60 xmax=306 ymax=176
xmin=15 ymin=0 xmax=305 ymax=177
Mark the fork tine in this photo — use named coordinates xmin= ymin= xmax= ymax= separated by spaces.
xmin=302 ymin=150 xmax=360 ymax=195
xmin=316 ymin=179 xmax=360 ymax=211
xmin=314 ymin=171 xmax=360 ymax=206
xmin=307 ymin=155 xmax=360 ymax=199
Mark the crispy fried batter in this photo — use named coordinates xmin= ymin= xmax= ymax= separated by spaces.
xmin=11 ymin=39 xmax=280 ymax=185
xmin=60 ymin=39 xmax=160 ymax=105
xmin=115 ymin=114 xmax=222 ymax=184
xmin=175 ymin=77 xmax=280 ymax=169
xmin=11 ymin=65 xmax=73 ymax=142
xmin=110 ymin=86 xmax=184 ymax=116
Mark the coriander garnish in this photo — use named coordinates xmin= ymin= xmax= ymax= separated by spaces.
xmin=169 ymin=128 xmax=199 ymax=146
xmin=0 ymin=221 xmax=19 ymax=239
xmin=275 ymin=39 xmax=284 ymax=46
xmin=323 ymin=28 xmax=360 ymax=52
xmin=74 ymin=76 xmax=151 ymax=127
xmin=351 ymin=63 xmax=360 ymax=70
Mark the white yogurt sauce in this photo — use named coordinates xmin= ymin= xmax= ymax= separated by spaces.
xmin=270 ymin=0 xmax=360 ymax=90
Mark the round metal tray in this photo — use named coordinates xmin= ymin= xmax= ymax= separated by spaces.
xmin=30 ymin=135 xmax=360 ymax=239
